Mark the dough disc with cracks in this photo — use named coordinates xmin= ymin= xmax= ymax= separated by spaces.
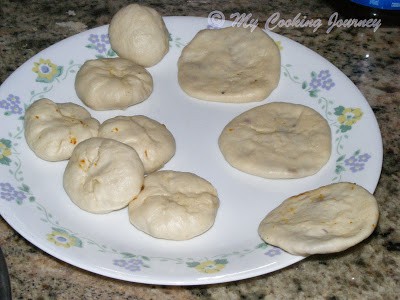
xmin=218 ymin=102 xmax=332 ymax=179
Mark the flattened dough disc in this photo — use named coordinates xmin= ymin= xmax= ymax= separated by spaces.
xmin=178 ymin=26 xmax=280 ymax=103
xmin=218 ymin=102 xmax=332 ymax=179
xmin=258 ymin=182 xmax=379 ymax=256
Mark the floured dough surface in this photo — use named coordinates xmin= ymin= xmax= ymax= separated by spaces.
xmin=98 ymin=115 xmax=176 ymax=173
xmin=258 ymin=182 xmax=379 ymax=256
xmin=108 ymin=4 xmax=169 ymax=67
xmin=218 ymin=102 xmax=331 ymax=179
xmin=75 ymin=58 xmax=153 ymax=110
xmin=24 ymin=98 xmax=99 ymax=161
xmin=128 ymin=170 xmax=219 ymax=240
xmin=178 ymin=26 xmax=280 ymax=103
xmin=63 ymin=137 xmax=144 ymax=213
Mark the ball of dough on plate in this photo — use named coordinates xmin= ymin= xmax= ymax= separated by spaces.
xmin=218 ymin=102 xmax=331 ymax=179
xmin=178 ymin=26 xmax=280 ymax=103
xmin=108 ymin=4 xmax=169 ymax=67
xmin=63 ymin=137 xmax=144 ymax=213
xmin=75 ymin=58 xmax=153 ymax=110
xmin=258 ymin=182 xmax=379 ymax=256
xmin=128 ymin=170 xmax=219 ymax=240
xmin=98 ymin=115 xmax=176 ymax=174
xmin=24 ymin=98 xmax=99 ymax=161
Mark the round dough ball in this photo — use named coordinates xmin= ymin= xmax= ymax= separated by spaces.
xmin=108 ymin=4 xmax=169 ymax=67
xmin=178 ymin=26 xmax=280 ymax=103
xmin=258 ymin=182 xmax=379 ymax=256
xmin=63 ymin=137 xmax=144 ymax=213
xmin=218 ymin=102 xmax=331 ymax=179
xmin=75 ymin=58 xmax=153 ymax=110
xmin=24 ymin=98 xmax=99 ymax=161
xmin=98 ymin=115 xmax=176 ymax=174
xmin=128 ymin=171 xmax=219 ymax=240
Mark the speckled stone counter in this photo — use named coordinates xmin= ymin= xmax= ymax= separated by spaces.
xmin=0 ymin=0 xmax=399 ymax=299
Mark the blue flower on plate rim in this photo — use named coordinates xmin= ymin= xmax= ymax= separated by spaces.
xmin=86 ymin=33 xmax=116 ymax=57
xmin=0 ymin=94 xmax=24 ymax=116
xmin=0 ymin=182 xmax=28 ymax=204
xmin=264 ymin=247 xmax=283 ymax=257
xmin=113 ymin=258 xmax=144 ymax=272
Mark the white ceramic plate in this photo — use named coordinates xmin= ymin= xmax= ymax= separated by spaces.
xmin=0 ymin=17 xmax=382 ymax=285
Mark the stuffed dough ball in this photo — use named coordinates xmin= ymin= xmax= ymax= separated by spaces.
xmin=24 ymin=98 xmax=99 ymax=161
xmin=108 ymin=4 xmax=169 ymax=67
xmin=75 ymin=58 xmax=153 ymax=110
xmin=63 ymin=137 xmax=144 ymax=213
xmin=99 ymin=115 xmax=176 ymax=174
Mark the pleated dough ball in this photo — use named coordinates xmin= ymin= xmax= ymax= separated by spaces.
xmin=24 ymin=98 xmax=99 ymax=161
xmin=75 ymin=58 xmax=153 ymax=110
xmin=108 ymin=4 xmax=169 ymax=67
xmin=128 ymin=171 xmax=219 ymax=240
xmin=98 ymin=115 xmax=176 ymax=174
xmin=63 ymin=137 xmax=144 ymax=213
xmin=258 ymin=182 xmax=379 ymax=256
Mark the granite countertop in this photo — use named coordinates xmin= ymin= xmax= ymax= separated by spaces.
xmin=0 ymin=0 xmax=399 ymax=299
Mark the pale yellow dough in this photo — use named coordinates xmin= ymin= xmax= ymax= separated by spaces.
xmin=63 ymin=137 xmax=144 ymax=214
xmin=24 ymin=98 xmax=99 ymax=161
xmin=178 ymin=26 xmax=281 ymax=103
xmin=75 ymin=58 xmax=153 ymax=110
xmin=108 ymin=4 xmax=169 ymax=67
xmin=98 ymin=115 xmax=176 ymax=174
xmin=128 ymin=171 xmax=219 ymax=240
xmin=258 ymin=182 xmax=379 ymax=256
xmin=218 ymin=102 xmax=332 ymax=179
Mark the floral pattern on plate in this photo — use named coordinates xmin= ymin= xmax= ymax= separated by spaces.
xmin=0 ymin=94 xmax=25 ymax=117
xmin=282 ymin=65 xmax=371 ymax=182
xmin=47 ymin=228 xmax=83 ymax=248
xmin=32 ymin=58 xmax=63 ymax=83
xmin=85 ymin=33 xmax=117 ymax=58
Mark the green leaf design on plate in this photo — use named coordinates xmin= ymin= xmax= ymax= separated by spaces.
xmin=20 ymin=183 xmax=30 ymax=193
xmin=339 ymin=124 xmax=352 ymax=133
xmin=256 ymin=242 xmax=268 ymax=249
xmin=107 ymin=48 xmax=117 ymax=57
xmin=186 ymin=262 xmax=200 ymax=268
xmin=85 ymin=44 xmax=97 ymax=49
xmin=335 ymin=165 xmax=346 ymax=174
xmin=336 ymin=155 xmax=346 ymax=162
xmin=309 ymin=90 xmax=318 ymax=97
xmin=214 ymin=259 xmax=228 ymax=265
xmin=334 ymin=105 xmax=345 ymax=116
xmin=121 ymin=252 xmax=136 ymax=258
